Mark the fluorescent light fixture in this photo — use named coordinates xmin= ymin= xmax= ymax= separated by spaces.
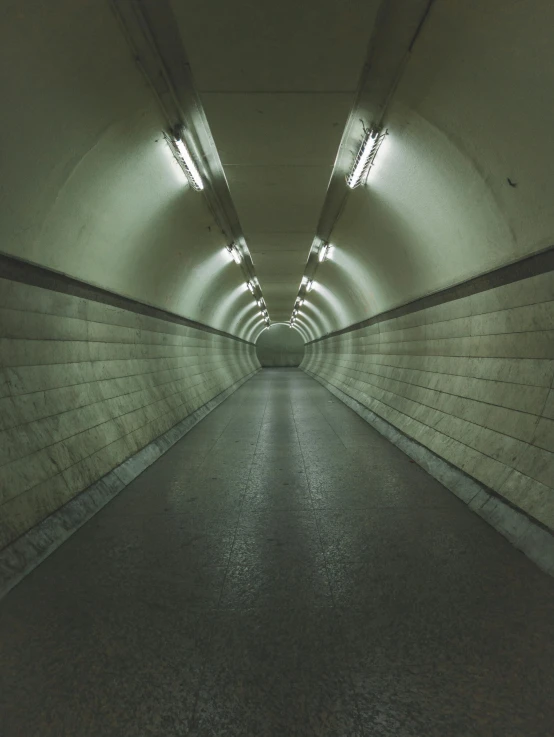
xmin=247 ymin=281 xmax=255 ymax=294
xmin=257 ymin=300 xmax=262 ymax=307
xmin=306 ymin=280 xmax=314 ymax=292
xmin=346 ymin=128 xmax=387 ymax=189
xmin=299 ymin=298 xmax=304 ymax=306
xmin=302 ymin=276 xmax=308 ymax=286
xmin=226 ymin=244 xmax=242 ymax=264
xmin=318 ymin=243 xmax=333 ymax=263
xmin=175 ymin=137 xmax=204 ymax=191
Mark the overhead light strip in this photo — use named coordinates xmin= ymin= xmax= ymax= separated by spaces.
xmin=318 ymin=243 xmax=333 ymax=263
xmin=174 ymin=136 xmax=204 ymax=191
xmin=226 ymin=243 xmax=242 ymax=264
xmin=346 ymin=128 xmax=387 ymax=189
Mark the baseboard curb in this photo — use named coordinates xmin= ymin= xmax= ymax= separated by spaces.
xmin=305 ymin=369 xmax=554 ymax=578
xmin=0 ymin=369 xmax=259 ymax=599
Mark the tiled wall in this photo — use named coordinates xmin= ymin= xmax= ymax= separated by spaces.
xmin=0 ymin=278 xmax=259 ymax=549
xmin=302 ymin=271 xmax=554 ymax=532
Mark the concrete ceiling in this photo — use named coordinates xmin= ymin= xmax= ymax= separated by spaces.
xmin=294 ymin=0 xmax=554 ymax=340
xmin=171 ymin=0 xmax=381 ymax=322
xmin=1 ymin=0 xmax=552 ymax=344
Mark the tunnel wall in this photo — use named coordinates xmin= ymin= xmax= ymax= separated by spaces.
xmin=0 ymin=275 xmax=259 ymax=551
xmin=302 ymin=269 xmax=554 ymax=533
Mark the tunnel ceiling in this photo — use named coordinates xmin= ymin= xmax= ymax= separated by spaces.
xmin=171 ymin=0 xmax=381 ymax=323
xmin=1 ymin=0 xmax=552 ymax=345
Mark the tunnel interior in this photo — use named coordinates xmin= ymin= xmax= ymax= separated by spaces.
xmin=255 ymin=324 xmax=305 ymax=367
xmin=0 ymin=0 xmax=553 ymax=734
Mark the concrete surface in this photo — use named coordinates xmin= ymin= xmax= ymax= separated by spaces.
xmin=1 ymin=369 xmax=553 ymax=736
xmin=307 ymin=371 xmax=554 ymax=577
xmin=0 ymin=369 xmax=257 ymax=599
xmin=302 ymin=270 xmax=554 ymax=535
xmin=256 ymin=323 xmax=305 ymax=367
xmin=174 ymin=0 xmax=382 ymax=320
xmin=0 ymin=277 xmax=259 ymax=549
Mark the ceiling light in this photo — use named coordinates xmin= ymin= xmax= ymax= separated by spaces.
xmin=346 ymin=128 xmax=387 ymax=189
xmin=226 ymin=244 xmax=242 ymax=264
xmin=175 ymin=137 xmax=204 ymax=191
xmin=306 ymin=280 xmax=314 ymax=292
xmin=319 ymin=243 xmax=333 ymax=262
xmin=247 ymin=281 xmax=255 ymax=294
xmin=302 ymin=276 xmax=308 ymax=286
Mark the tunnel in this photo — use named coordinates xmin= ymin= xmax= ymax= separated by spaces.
xmin=256 ymin=324 xmax=305 ymax=367
xmin=0 ymin=0 xmax=553 ymax=734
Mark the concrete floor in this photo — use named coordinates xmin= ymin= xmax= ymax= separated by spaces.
xmin=1 ymin=369 xmax=554 ymax=736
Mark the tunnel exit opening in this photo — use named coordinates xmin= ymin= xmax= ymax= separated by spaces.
xmin=255 ymin=323 xmax=305 ymax=367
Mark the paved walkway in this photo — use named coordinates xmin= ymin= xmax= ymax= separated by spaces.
xmin=1 ymin=369 xmax=554 ymax=736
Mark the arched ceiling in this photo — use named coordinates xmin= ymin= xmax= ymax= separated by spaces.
xmin=171 ymin=0 xmax=381 ymax=323
xmin=1 ymin=0 xmax=552 ymax=344
xmin=294 ymin=0 xmax=554 ymax=340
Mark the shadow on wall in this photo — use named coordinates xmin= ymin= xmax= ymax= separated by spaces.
xmin=256 ymin=323 xmax=305 ymax=367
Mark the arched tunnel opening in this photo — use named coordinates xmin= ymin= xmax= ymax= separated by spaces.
xmin=1 ymin=1 xmax=553 ymax=734
xmin=256 ymin=324 xmax=305 ymax=367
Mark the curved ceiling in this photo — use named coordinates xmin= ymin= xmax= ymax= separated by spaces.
xmin=295 ymin=0 xmax=554 ymax=340
xmin=1 ymin=0 xmax=552 ymax=344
